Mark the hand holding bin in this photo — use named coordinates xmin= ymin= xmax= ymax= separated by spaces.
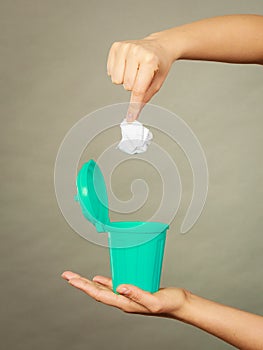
xmin=75 ymin=160 xmax=169 ymax=293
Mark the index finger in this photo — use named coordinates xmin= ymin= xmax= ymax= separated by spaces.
xmin=127 ymin=64 xmax=156 ymax=121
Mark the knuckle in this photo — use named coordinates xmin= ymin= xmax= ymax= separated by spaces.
xmin=133 ymin=89 xmax=144 ymax=96
xmin=132 ymin=45 xmax=141 ymax=56
xmin=122 ymin=42 xmax=131 ymax=51
xmin=112 ymin=41 xmax=121 ymax=49
xmin=128 ymin=43 xmax=137 ymax=52
xmin=144 ymin=53 xmax=158 ymax=65
xmin=112 ymin=41 xmax=131 ymax=53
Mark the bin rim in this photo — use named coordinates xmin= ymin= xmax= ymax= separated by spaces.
xmin=102 ymin=221 xmax=169 ymax=234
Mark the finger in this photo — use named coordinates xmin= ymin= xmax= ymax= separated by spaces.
xmin=61 ymin=270 xmax=81 ymax=281
xmin=126 ymin=100 xmax=145 ymax=122
xmin=68 ymin=277 xmax=148 ymax=313
xmin=123 ymin=55 xmax=139 ymax=91
xmin=107 ymin=42 xmax=119 ymax=76
xmin=116 ymin=284 xmax=160 ymax=312
xmin=141 ymin=73 xmax=165 ymax=104
xmin=69 ymin=277 xmax=115 ymax=303
xmin=92 ymin=275 xmax=113 ymax=289
xmin=62 ymin=272 xmax=102 ymax=289
xmin=127 ymin=64 xmax=157 ymax=121
xmin=111 ymin=44 xmax=129 ymax=84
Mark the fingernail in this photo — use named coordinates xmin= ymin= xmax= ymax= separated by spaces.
xmin=118 ymin=287 xmax=130 ymax=295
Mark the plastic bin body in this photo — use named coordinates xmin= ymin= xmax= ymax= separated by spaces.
xmin=108 ymin=226 xmax=167 ymax=293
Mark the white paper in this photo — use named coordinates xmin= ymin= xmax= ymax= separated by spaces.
xmin=117 ymin=119 xmax=153 ymax=155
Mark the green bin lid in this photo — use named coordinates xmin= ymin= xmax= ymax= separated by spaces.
xmin=75 ymin=160 xmax=110 ymax=230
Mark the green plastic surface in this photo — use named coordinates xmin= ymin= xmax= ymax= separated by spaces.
xmin=76 ymin=160 xmax=110 ymax=231
xmin=109 ymin=228 xmax=167 ymax=293
xmin=75 ymin=160 xmax=169 ymax=293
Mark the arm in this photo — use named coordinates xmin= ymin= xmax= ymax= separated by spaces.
xmin=152 ymin=14 xmax=263 ymax=65
xmin=107 ymin=14 xmax=263 ymax=120
xmin=62 ymin=271 xmax=263 ymax=350
xmin=178 ymin=292 xmax=263 ymax=350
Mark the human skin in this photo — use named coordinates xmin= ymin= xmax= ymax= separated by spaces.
xmin=107 ymin=14 xmax=263 ymax=121
xmin=61 ymin=271 xmax=263 ymax=350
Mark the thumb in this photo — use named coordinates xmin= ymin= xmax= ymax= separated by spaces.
xmin=117 ymin=284 xmax=158 ymax=310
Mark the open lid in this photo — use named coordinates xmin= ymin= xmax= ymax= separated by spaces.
xmin=75 ymin=160 xmax=110 ymax=230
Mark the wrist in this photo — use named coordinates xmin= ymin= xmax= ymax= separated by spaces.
xmin=145 ymin=27 xmax=189 ymax=62
xmin=169 ymin=288 xmax=194 ymax=321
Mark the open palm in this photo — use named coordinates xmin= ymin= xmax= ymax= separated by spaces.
xmin=62 ymin=271 xmax=189 ymax=318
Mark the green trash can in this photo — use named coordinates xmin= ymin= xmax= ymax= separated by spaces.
xmin=75 ymin=160 xmax=169 ymax=293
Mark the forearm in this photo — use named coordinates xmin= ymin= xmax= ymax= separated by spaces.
xmin=174 ymin=291 xmax=263 ymax=350
xmin=148 ymin=15 xmax=263 ymax=64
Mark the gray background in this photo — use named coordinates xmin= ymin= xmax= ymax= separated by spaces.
xmin=1 ymin=1 xmax=263 ymax=349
